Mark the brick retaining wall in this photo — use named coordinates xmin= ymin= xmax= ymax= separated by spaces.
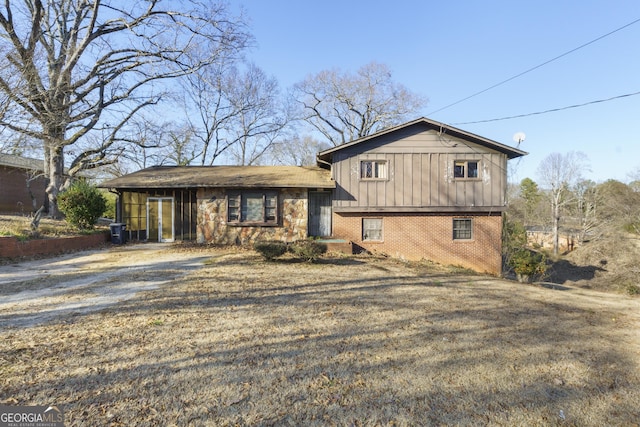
xmin=0 ymin=232 xmax=110 ymax=259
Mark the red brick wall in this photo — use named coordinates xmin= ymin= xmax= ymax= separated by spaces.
xmin=0 ymin=232 xmax=110 ymax=259
xmin=333 ymin=212 xmax=503 ymax=275
xmin=0 ymin=166 xmax=48 ymax=213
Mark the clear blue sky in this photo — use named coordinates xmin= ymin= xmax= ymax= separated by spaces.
xmin=235 ymin=0 xmax=640 ymax=184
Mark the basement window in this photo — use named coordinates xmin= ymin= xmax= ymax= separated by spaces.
xmin=453 ymin=218 xmax=473 ymax=240
xmin=454 ymin=160 xmax=479 ymax=179
xmin=363 ymin=218 xmax=383 ymax=241
xmin=228 ymin=191 xmax=278 ymax=225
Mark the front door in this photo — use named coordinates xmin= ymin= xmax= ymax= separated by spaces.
xmin=147 ymin=197 xmax=174 ymax=242
xmin=308 ymin=191 xmax=332 ymax=237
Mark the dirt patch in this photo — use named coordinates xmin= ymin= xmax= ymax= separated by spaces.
xmin=1 ymin=245 xmax=639 ymax=425
xmin=0 ymin=243 xmax=211 ymax=328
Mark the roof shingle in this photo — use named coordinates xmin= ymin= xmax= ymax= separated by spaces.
xmin=99 ymin=165 xmax=335 ymax=189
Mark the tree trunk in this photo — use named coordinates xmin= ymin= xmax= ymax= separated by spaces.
xmin=552 ymin=198 xmax=560 ymax=257
xmin=45 ymin=140 xmax=66 ymax=219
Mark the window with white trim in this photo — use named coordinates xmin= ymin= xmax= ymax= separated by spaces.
xmin=363 ymin=218 xmax=383 ymax=241
xmin=453 ymin=218 xmax=473 ymax=240
xmin=360 ymin=160 xmax=387 ymax=179
xmin=454 ymin=160 xmax=479 ymax=179
xmin=228 ymin=191 xmax=278 ymax=224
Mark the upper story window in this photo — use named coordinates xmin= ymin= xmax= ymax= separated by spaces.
xmin=454 ymin=160 xmax=479 ymax=179
xmin=360 ymin=160 xmax=387 ymax=180
xmin=228 ymin=191 xmax=278 ymax=225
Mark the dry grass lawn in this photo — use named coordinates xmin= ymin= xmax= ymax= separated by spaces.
xmin=0 ymin=214 xmax=95 ymax=240
xmin=1 ymin=245 xmax=639 ymax=426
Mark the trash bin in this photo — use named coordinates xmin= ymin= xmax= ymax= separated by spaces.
xmin=109 ymin=223 xmax=127 ymax=244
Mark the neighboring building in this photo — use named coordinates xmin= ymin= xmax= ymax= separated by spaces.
xmin=525 ymin=226 xmax=579 ymax=253
xmin=0 ymin=153 xmax=48 ymax=213
xmin=100 ymin=117 xmax=526 ymax=274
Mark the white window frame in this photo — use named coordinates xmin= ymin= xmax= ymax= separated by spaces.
xmin=363 ymin=218 xmax=383 ymax=241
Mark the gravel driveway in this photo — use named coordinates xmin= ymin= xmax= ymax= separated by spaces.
xmin=0 ymin=243 xmax=210 ymax=328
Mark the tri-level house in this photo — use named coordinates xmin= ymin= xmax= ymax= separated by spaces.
xmin=100 ymin=117 xmax=526 ymax=274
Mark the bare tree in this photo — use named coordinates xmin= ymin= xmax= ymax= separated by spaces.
xmin=110 ymin=117 xmax=177 ymax=173
xmin=163 ymin=125 xmax=199 ymax=167
xmin=225 ymin=64 xmax=287 ymax=165
xmin=183 ymin=62 xmax=285 ymax=165
xmin=268 ymin=135 xmax=329 ymax=166
xmin=628 ymin=168 xmax=640 ymax=192
xmin=536 ymin=151 xmax=590 ymax=256
xmin=291 ymin=62 xmax=427 ymax=146
xmin=0 ymin=127 xmax=39 ymax=156
xmin=0 ymin=1 xmax=250 ymax=217
xmin=573 ymin=179 xmax=598 ymax=243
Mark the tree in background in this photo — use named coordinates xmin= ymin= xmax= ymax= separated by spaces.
xmin=164 ymin=127 xmax=200 ymax=167
xmin=0 ymin=1 xmax=250 ymax=217
xmin=628 ymin=169 xmax=640 ymax=193
xmin=572 ymin=179 xmax=598 ymax=243
xmin=268 ymin=135 xmax=330 ymax=166
xmin=595 ymin=180 xmax=640 ymax=236
xmin=182 ymin=62 xmax=286 ymax=166
xmin=519 ymin=178 xmax=543 ymax=225
xmin=291 ymin=62 xmax=427 ymax=146
xmin=102 ymin=117 xmax=175 ymax=175
xmin=225 ymin=64 xmax=288 ymax=165
xmin=536 ymin=151 xmax=590 ymax=256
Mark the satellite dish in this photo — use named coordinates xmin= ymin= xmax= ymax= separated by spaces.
xmin=513 ymin=132 xmax=526 ymax=147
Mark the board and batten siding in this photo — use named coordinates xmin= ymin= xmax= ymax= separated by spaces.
xmin=332 ymin=128 xmax=508 ymax=210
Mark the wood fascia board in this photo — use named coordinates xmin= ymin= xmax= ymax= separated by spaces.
xmin=332 ymin=206 xmax=505 ymax=214
xmin=317 ymin=117 xmax=527 ymax=162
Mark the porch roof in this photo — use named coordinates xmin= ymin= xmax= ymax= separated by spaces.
xmin=99 ymin=165 xmax=336 ymax=190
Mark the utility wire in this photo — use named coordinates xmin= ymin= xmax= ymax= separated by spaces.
xmin=427 ymin=17 xmax=640 ymax=116
xmin=453 ymin=90 xmax=640 ymax=124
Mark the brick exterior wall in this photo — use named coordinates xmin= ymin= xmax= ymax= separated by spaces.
xmin=333 ymin=212 xmax=503 ymax=275
xmin=0 ymin=166 xmax=48 ymax=213
xmin=0 ymin=232 xmax=110 ymax=259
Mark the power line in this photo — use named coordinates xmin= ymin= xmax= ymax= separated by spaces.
xmin=427 ymin=17 xmax=640 ymax=116
xmin=453 ymin=90 xmax=640 ymax=125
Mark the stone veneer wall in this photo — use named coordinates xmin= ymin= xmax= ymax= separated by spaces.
xmin=196 ymin=188 xmax=309 ymax=245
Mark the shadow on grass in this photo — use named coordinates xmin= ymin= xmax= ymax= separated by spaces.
xmin=546 ymin=258 xmax=606 ymax=284
xmin=1 ymin=252 xmax=638 ymax=425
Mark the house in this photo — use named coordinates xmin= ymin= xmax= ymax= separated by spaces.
xmin=525 ymin=226 xmax=579 ymax=253
xmin=0 ymin=153 xmax=48 ymax=213
xmin=99 ymin=166 xmax=335 ymax=243
xmin=100 ymin=117 xmax=526 ymax=274
xmin=317 ymin=117 xmax=526 ymax=274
